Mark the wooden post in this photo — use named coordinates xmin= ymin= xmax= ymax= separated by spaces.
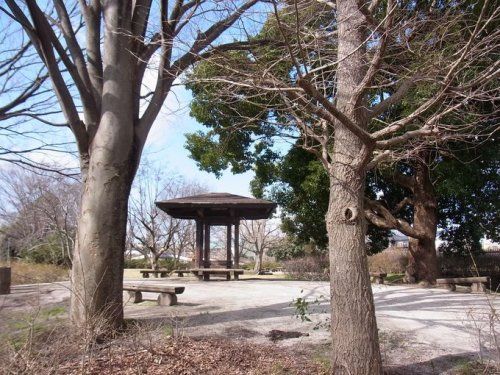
xmin=204 ymin=223 xmax=210 ymax=280
xmin=195 ymin=220 xmax=203 ymax=268
xmin=0 ymin=267 xmax=11 ymax=295
xmin=226 ymin=224 xmax=232 ymax=269
xmin=234 ymin=220 xmax=240 ymax=269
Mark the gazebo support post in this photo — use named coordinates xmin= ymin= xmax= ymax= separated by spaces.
xmin=226 ymin=224 xmax=232 ymax=270
xmin=203 ymin=223 xmax=211 ymax=280
xmin=234 ymin=220 xmax=240 ymax=279
xmin=195 ymin=220 xmax=204 ymax=268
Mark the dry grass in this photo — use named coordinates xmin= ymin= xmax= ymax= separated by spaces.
xmin=1 ymin=315 xmax=327 ymax=375
xmin=10 ymin=261 xmax=69 ymax=285
xmin=368 ymin=247 xmax=409 ymax=274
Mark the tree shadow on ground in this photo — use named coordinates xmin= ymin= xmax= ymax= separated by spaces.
xmin=384 ymin=352 xmax=484 ymax=375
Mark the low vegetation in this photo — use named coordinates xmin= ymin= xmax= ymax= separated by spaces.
xmin=368 ymin=248 xmax=409 ymax=274
xmin=284 ymin=255 xmax=329 ymax=281
xmin=1 ymin=313 xmax=327 ymax=375
xmin=123 ymin=258 xmax=189 ymax=271
xmin=9 ymin=261 xmax=69 ymax=285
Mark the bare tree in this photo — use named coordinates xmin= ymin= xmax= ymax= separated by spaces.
xmin=240 ymin=219 xmax=280 ymax=272
xmin=0 ymin=13 xmax=79 ymax=175
xmin=128 ymin=164 xmax=206 ymax=270
xmin=185 ymin=0 xmax=499 ymax=372
xmin=0 ymin=168 xmax=80 ymax=264
xmin=1 ymin=0 xmax=260 ymax=330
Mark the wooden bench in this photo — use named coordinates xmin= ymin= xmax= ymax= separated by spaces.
xmin=123 ymin=285 xmax=185 ymax=306
xmin=370 ymin=272 xmax=387 ymax=284
xmin=190 ymin=268 xmax=244 ymax=281
xmin=139 ymin=269 xmax=169 ymax=278
xmin=436 ymin=276 xmax=490 ymax=293
xmin=172 ymin=269 xmax=191 ymax=277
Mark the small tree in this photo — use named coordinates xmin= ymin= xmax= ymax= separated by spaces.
xmin=240 ymin=219 xmax=281 ymax=272
xmin=0 ymin=168 xmax=80 ymax=265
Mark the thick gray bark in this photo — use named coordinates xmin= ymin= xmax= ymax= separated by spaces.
xmin=406 ymin=156 xmax=439 ymax=284
xmin=327 ymin=1 xmax=382 ymax=373
xmin=70 ymin=3 xmax=135 ymax=331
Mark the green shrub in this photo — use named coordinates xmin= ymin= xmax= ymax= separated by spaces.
xmin=124 ymin=258 xmax=150 ymax=269
xmin=20 ymin=238 xmax=71 ymax=267
xmin=241 ymin=262 xmax=254 ymax=271
xmin=124 ymin=257 xmax=190 ymax=271
xmin=267 ymin=242 xmax=306 ymax=261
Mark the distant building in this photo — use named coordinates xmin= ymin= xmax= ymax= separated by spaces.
xmin=389 ymin=231 xmax=409 ymax=249
xmin=482 ymin=239 xmax=500 ymax=252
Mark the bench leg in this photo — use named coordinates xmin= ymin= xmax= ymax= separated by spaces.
xmin=142 ymin=273 xmax=149 ymax=278
xmin=128 ymin=291 xmax=143 ymax=303
xmin=443 ymin=283 xmax=456 ymax=291
xmin=374 ymin=277 xmax=384 ymax=284
xmin=226 ymin=273 xmax=231 ymax=281
xmin=471 ymin=282 xmax=486 ymax=293
xmin=203 ymin=273 xmax=210 ymax=281
xmin=160 ymin=272 xmax=167 ymax=278
xmin=178 ymin=273 xmax=184 ymax=277
xmin=234 ymin=273 xmax=239 ymax=280
xmin=157 ymin=293 xmax=177 ymax=306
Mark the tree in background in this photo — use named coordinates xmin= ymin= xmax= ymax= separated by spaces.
xmin=239 ymin=219 xmax=281 ymax=273
xmin=0 ymin=21 xmax=75 ymax=174
xmin=2 ymin=0 xmax=259 ymax=331
xmin=128 ymin=164 xmax=206 ymax=270
xmin=436 ymin=137 xmax=499 ymax=255
xmin=0 ymin=168 xmax=80 ymax=265
xmin=184 ymin=1 xmax=499 ymax=372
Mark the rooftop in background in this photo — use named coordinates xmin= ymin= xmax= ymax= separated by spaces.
xmin=155 ymin=192 xmax=276 ymax=223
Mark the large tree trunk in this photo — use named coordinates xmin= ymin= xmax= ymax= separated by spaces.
xmin=406 ymin=156 xmax=439 ymax=284
xmin=327 ymin=1 xmax=382 ymax=374
xmin=70 ymin=4 xmax=136 ymax=332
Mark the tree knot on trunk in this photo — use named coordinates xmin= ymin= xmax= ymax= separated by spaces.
xmin=342 ymin=206 xmax=359 ymax=224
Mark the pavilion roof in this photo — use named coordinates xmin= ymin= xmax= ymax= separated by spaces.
xmin=155 ymin=192 xmax=276 ymax=222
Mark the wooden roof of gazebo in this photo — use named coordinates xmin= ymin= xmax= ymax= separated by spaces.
xmin=155 ymin=192 xmax=276 ymax=223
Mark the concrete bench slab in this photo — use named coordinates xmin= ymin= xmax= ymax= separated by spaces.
xmin=436 ymin=276 xmax=490 ymax=293
xmin=123 ymin=285 xmax=185 ymax=306
xmin=139 ymin=269 xmax=169 ymax=278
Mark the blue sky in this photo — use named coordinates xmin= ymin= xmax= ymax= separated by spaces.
xmin=141 ymin=84 xmax=255 ymax=197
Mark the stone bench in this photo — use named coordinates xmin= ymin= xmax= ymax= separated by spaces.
xmin=436 ymin=276 xmax=490 ymax=293
xmin=139 ymin=269 xmax=169 ymax=278
xmin=370 ymin=272 xmax=387 ymax=284
xmin=123 ymin=285 xmax=185 ymax=306
xmin=172 ymin=269 xmax=191 ymax=277
xmin=190 ymin=268 xmax=244 ymax=281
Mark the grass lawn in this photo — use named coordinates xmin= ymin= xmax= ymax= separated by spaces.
xmin=385 ymin=273 xmax=405 ymax=284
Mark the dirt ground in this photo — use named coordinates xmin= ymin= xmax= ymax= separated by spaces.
xmin=1 ymin=275 xmax=499 ymax=374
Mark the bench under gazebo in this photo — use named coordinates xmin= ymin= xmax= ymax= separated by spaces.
xmin=156 ymin=193 xmax=276 ymax=280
